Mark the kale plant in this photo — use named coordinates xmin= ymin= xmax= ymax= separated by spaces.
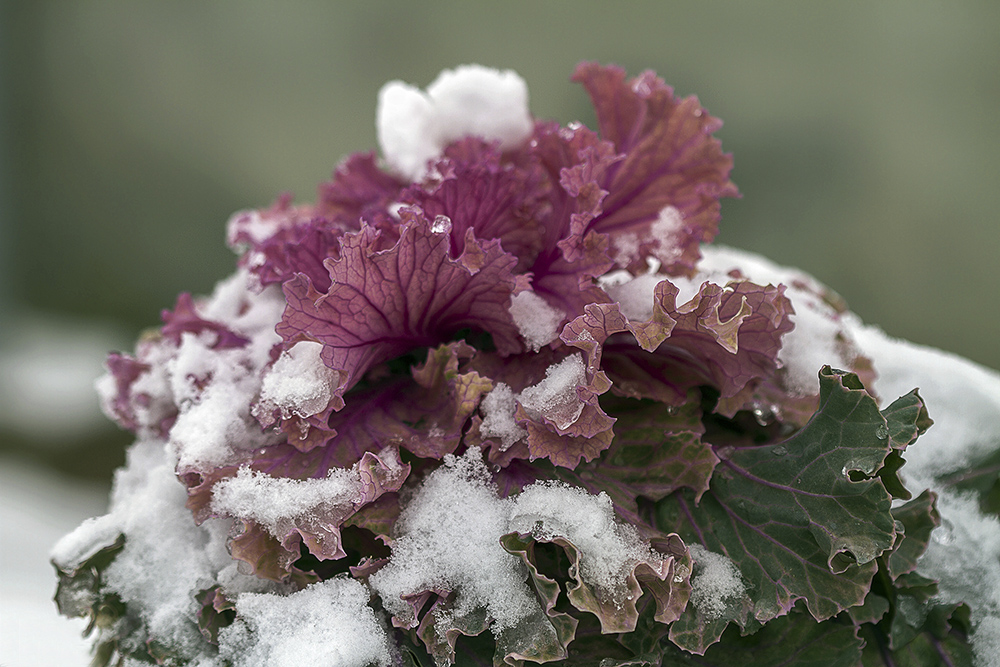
xmin=53 ymin=63 xmax=1000 ymax=667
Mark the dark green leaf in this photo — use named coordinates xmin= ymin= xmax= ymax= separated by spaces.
xmin=661 ymin=611 xmax=863 ymax=667
xmin=195 ymin=586 xmax=236 ymax=645
xmin=657 ymin=368 xmax=914 ymax=653
xmin=881 ymin=390 xmax=932 ymax=451
xmin=887 ymin=490 xmax=940 ymax=579
xmin=589 ymin=395 xmax=715 ymax=503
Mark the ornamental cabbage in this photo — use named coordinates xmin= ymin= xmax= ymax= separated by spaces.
xmin=52 ymin=63 xmax=1000 ymax=667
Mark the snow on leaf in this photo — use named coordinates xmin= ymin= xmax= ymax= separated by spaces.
xmin=160 ymin=292 xmax=250 ymax=349
xmin=470 ymin=347 xmax=618 ymax=469
xmin=213 ymin=447 xmax=409 ymax=576
xmin=278 ymin=207 xmax=520 ymax=409
xmin=657 ymin=368 xmax=919 ymax=654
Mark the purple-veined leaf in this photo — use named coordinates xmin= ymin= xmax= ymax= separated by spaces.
xmin=278 ymin=207 xmax=520 ymax=410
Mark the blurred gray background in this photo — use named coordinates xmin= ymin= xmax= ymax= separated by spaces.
xmin=1 ymin=1 xmax=998 ymax=487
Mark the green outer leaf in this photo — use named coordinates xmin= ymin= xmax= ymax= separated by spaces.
xmin=53 ymin=534 xmax=126 ymax=622
xmin=589 ymin=395 xmax=716 ymax=503
xmin=499 ymin=533 xmax=579 ymax=665
xmin=195 ymin=585 xmax=236 ymax=645
xmin=661 ymin=612 xmax=863 ymax=667
xmin=860 ymin=602 xmax=974 ymax=667
xmin=848 ymin=592 xmax=890 ymax=625
xmin=881 ymin=389 xmax=932 ymax=451
xmin=887 ymin=490 xmax=940 ymax=579
xmin=658 ymin=368 xmax=909 ymax=653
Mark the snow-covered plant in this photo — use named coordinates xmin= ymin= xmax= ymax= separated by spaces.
xmin=53 ymin=63 xmax=1000 ymax=667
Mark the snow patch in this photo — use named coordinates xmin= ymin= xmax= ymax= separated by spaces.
xmin=517 ymin=354 xmax=587 ymax=430
xmin=687 ymin=544 xmax=746 ymax=619
xmin=509 ymin=481 xmax=656 ymax=603
xmin=256 ymin=341 xmax=337 ymax=421
xmin=217 ymin=578 xmax=392 ymax=667
xmin=479 ymin=383 xmax=528 ymax=450
xmin=509 ymin=290 xmax=564 ymax=352
xmin=369 ymin=448 xmax=538 ymax=634
xmin=377 ymin=64 xmax=533 ymax=181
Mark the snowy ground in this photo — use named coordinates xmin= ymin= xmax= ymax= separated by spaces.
xmin=0 ymin=459 xmax=108 ymax=667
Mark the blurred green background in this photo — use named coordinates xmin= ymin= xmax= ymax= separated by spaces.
xmin=2 ymin=1 xmax=998 ymax=488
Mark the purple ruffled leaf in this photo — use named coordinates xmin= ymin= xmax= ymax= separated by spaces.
xmin=570 ymin=62 xmax=739 ymax=276
xmin=277 ymin=208 xmax=520 ymax=408
xmin=315 ymin=151 xmax=405 ymax=229
xmin=227 ymin=194 xmax=350 ymax=292
xmin=527 ymin=121 xmax=617 ymax=318
xmin=257 ymin=341 xmax=492 ymax=470
xmin=218 ymin=447 xmax=410 ymax=578
xmin=102 ymin=352 xmax=153 ymax=433
xmin=470 ymin=347 xmax=618 ymax=469
xmin=400 ymin=138 xmax=548 ymax=273
xmin=588 ymin=279 xmax=793 ymax=409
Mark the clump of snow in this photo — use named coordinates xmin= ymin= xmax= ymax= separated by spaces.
xmin=601 ymin=271 xmax=668 ymax=322
xmin=210 ymin=448 xmax=405 ymax=540
xmin=509 ymin=481 xmax=655 ymax=603
xmin=211 ymin=467 xmax=354 ymax=532
xmin=686 ymin=544 xmax=746 ymax=619
xmin=377 ymin=64 xmax=533 ymax=181
xmin=52 ymin=440 xmax=277 ymax=663
xmin=94 ymin=270 xmax=288 ymax=471
xmin=911 ymin=491 xmax=1000 ymax=667
xmin=217 ymin=578 xmax=392 ymax=667
xmin=509 ymin=290 xmax=564 ymax=352
xmin=371 ymin=449 xmax=673 ymax=636
xmin=369 ymin=448 xmax=539 ymax=634
xmin=517 ymin=354 xmax=587 ymax=430
xmin=479 ymin=383 xmax=528 ymax=450
xmin=256 ymin=341 xmax=337 ymax=421
xmin=850 ymin=324 xmax=1000 ymax=485
xmin=478 ymin=355 xmax=588 ymax=448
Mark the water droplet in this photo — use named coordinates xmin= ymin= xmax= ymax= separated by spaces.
xmin=772 ymin=446 xmax=788 ymax=457
xmin=431 ymin=215 xmax=452 ymax=234
xmin=875 ymin=424 xmax=889 ymax=440
xmin=490 ymin=464 xmax=502 ymax=474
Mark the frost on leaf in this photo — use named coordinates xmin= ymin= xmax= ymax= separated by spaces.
xmin=470 ymin=348 xmax=617 ymax=469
